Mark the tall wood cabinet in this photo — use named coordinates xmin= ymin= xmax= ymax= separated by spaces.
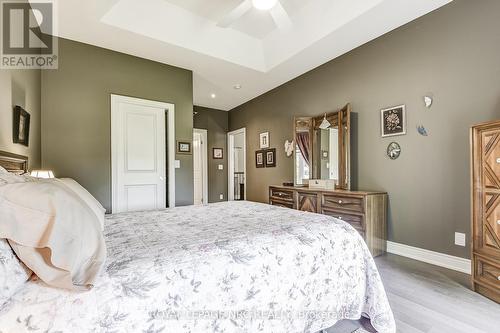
xmin=471 ymin=120 xmax=500 ymax=303
xmin=269 ymin=186 xmax=387 ymax=257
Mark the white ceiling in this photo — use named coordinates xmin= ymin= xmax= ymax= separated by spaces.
xmin=44 ymin=0 xmax=451 ymax=110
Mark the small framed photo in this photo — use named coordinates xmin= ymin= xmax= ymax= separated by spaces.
xmin=255 ymin=150 xmax=265 ymax=168
xmin=321 ymin=150 xmax=329 ymax=159
xmin=265 ymin=148 xmax=276 ymax=167
xmin=13 ymin=106 xmax=30 ymax=147
xmin=259 ymin=132 xmax=269 ymax=149
xmin=213 ymin=148 xmax=223 ymax=159
xmin=381 ymin=105 xmax=406 ymax=137
xmin=177 ymin=141 xmax=191 ymax=154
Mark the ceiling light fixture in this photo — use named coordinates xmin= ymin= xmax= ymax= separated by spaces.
xmin=252 ymin=0 xmax=278 ymax=11
xmin=210 ymin=93 xmax=216 ymax=99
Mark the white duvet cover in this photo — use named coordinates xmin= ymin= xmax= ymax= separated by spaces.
xmin=0 ymin=201 xmax=395 ymax=333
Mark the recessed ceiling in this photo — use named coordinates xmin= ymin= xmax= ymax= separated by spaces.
xmin=42 ymin=0 xmax=451 ymax=110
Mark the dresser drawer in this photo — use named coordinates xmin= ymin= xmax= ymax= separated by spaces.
xmin=270 ymin=188 xmax=295 ymax=202
xmin=298 ymin=192 xmax=318 ymax=213
xmin=270 ymin=198 xmax=295 ymax=209
xmin=322 ymin=208 xmax=364 ymax=231
xmin=322 ymin=194 xmax=364 ymax=213
xmin=474 ymin=256 xmax=500 ymax=289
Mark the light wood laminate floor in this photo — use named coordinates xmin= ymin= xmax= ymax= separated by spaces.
xmin=328 ymin=254 xmax=500 ymax=333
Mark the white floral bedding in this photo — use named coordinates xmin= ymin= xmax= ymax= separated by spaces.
xmin=0 ymin=201 xmax=395 ymax=333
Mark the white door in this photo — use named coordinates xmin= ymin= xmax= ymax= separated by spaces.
xmin=111 ymin=95 xmax=175 ymax=213
xmin=193 ymin=129 xmax=208 ymax=205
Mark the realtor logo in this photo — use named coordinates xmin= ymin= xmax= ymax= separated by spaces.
xmin=1 ymin=0 xmax=58 ymax=69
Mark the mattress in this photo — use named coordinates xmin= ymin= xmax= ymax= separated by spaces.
xmin=0 ymin=201 xmax=395 ymax=333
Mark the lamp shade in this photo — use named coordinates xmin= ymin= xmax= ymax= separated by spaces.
xmin=30 ymin=170 xmax=55 ymax=179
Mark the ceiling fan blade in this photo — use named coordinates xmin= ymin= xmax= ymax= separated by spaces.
xmin=217 ymin=0 xmax=253 ymax=28
xmin=270 ymin=1 xmax=292 ymax=30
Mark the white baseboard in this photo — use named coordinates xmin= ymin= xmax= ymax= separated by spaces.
xmin=386 ymin=241 xmax=471 ymax=274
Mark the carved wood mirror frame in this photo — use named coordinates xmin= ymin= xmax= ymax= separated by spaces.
xmin=293 ymin=103 xmax=351 ymax=190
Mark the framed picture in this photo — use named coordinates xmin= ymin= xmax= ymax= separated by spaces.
xmin=265 ymin=148 xmax=276 ymax=167
xmin=177 ymin=141 xmax=191 ymax=154
xmin=213 ymin=148 xmax=223 ymax=159
xmin=13 ymin=106 xmax=30 ymax=147
xmin=255 ymin=150 xmax=265 ymax=168
xmin=381 ymin=105 xmax=406 ymax=137
xmin=259 ymin=132 xmax=269 ymax=149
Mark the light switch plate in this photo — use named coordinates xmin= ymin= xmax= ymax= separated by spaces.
xmin=219 ymin=194 xmax=224 ymax=200
xmin=218 ymin=164 xmax=224 ymax=170
xmin=174 ymin=160 xmax=180 ymax=169
xmin=455 ymin=232 xmax=466 ymax=247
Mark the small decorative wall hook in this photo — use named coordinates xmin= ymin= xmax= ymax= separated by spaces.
xmin=424 ymin=96 xmax=433 ymax=108
xmin=417 ymin=125 xmax=429 ymax=136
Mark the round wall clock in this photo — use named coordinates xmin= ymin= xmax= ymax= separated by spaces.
xmin=387 ymin=142 xmax=401 ymax=160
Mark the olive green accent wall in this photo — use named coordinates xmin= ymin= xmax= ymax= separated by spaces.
xmin=41 ymin=38 xmax=194 ymax=211
xmin=0 ymin=69 xmax=41 ymax=169
xmin=229 ymin=0 xmax=500 ymax=259
xmin=193 ymin=106 xmax=228 ymax=203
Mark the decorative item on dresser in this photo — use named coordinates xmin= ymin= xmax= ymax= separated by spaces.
xmin=471 ymin=119 xmax=500 ymax=303
xmin=269 ymin=185 xmax=387 ymax=257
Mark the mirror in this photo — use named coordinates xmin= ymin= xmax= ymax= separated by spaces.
xmin=315 ymin=127 xmax=339 ymax=180
xmin=294 ymin=104 xmax=351 ymax=189
xmin=294 ymin=117 xmax=312 ymax=185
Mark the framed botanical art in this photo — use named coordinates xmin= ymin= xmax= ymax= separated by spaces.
xmin=177 ymin=141 xmax=192 ymax=154
xmin=13 ymin=106 xmax=30 ymax=147
xmin=255 ymin=150 xmax=265 ymax=168
xmin=381 ymin=105 xmax=406 ymax=137
xmin=213 ymin=148 xmax=223 ymax=159
xmin=265 ymin=148 xmax=276 ymax=167
xmin=259 ymin=132 xmax=269 ymax=149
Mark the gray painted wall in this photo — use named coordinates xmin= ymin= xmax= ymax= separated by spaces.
xmin=193 ymin=106 xmax=228 ymax=203
xmin=0 ymin=69 xmax=41 ymax=169
xmin=229 ymin=0 xmax=500 ymax=259
xmin=41 ymin=38 xmax=194 ymax=211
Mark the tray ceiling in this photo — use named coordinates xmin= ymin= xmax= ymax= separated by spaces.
xmin=40 ymin=0 xmax=451 ymax=110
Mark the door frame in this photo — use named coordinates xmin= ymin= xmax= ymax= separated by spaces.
xmin=227 ymin=127 xmax=246 ymax=201
xmin=193 ymin=128 xmax=208 ymax=204
xmin=111 ymin=94 xmax=176 ymax=212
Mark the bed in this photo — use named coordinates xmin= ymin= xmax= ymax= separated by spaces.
xmin=0 ymin=153 xmax=395 ymax=333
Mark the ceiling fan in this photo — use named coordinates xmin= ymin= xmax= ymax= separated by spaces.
xmin=218 ymin=0 xmax=292 ymax=30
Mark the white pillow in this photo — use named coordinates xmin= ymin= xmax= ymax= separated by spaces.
xmin=0 ymin=172 xmax=36 ymax=186
xmin=58 ymin=178 xmax=106 ymax=230
xmin=0 ymin=180 xmax=106 ymax=290
xmin=0 ymin=239 xmax=32 ymax=307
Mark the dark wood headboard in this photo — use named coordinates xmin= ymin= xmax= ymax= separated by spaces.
xmin=0 ymin=150 xmax=28 ymax=174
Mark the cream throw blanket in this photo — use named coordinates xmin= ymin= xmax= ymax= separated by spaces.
xmin=0 ymin=180 xmax=106 ymax=290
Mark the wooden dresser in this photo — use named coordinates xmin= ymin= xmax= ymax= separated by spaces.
xmin=269 ymin=186 xmax=387 ymax=257
xmin=471 ymin=120 xmax=500 ymax=303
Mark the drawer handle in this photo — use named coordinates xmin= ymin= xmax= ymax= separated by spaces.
xmin=338 ymin=216 xmax=343 ymax=220
xmin=497 ymin=158 xmax=500 ymax=164
xmin=338 ymin=200 xmax=343 ymax=204
xmin=497 ymin=220 xmax=500 ymax=225
xmin=498 ymin=276 xmax=500 ymax=281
